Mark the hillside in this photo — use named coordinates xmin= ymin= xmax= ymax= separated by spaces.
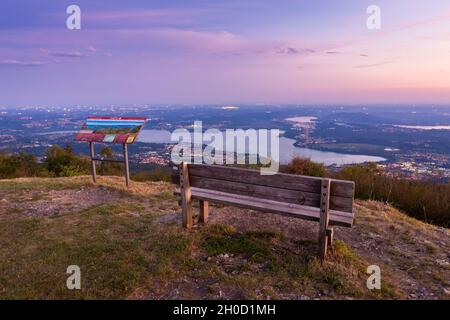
xmin=0 ymin=176 xmax=448 ymax=300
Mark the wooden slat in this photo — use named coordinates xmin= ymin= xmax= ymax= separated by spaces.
xmin=191 ymin=175 xmax=314 ymax=205
xmin=189 ymin=175 xmax=353 ymax=212
xmin=188 ymin=164 xmax=354 ymax=198
xmin=176 ymin=187 xmax=353 ymax=227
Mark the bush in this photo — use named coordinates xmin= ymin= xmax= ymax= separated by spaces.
xmin=282 ymin=157 xmax=328 ymax=177
xmin=336 ymin=163 xmax=450 ymax=227
xmin=0 ymin=152 xmax=44 ymax=179
xmin=44 ymin=144 xmax=90 ymax=177
xmin=97 ymin=146 xmax=122 ymax=176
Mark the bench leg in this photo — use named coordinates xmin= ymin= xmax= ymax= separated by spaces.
xmin=199 ymin=200 xmax=209 ymax=224
xmin=319 ymin=227 xmax=328 ymax=261
xmin=327 ymin=227 xmax=334 ymax=247
xmin=181 ymin=162 xmax=193 ymax=229
xmin=319 ymin=179 xmax=331 ymax=261
xmin=181 ymin=193 xmax=193 ymax=229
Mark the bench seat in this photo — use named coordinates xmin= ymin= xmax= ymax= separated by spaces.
xmin=175 ymin=187 xmax=354 ymax=227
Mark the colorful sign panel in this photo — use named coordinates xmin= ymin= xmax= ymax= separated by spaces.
xmin=75 ymin=116 xmax=148 ymax=144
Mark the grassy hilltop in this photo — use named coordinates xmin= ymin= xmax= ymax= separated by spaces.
xmin=0 ymin=176 xmax=448 ymax=299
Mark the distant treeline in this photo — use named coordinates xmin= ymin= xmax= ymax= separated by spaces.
xmin=0 ymin=146 xmax=448 ymax=227
xmin=0 ymin=144 xmax=171 ymax=182
xmin=281 ymin=157 xmax=449 ymax=228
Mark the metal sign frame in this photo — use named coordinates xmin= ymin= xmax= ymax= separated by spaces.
xmin=75 ymin=116 xmax=148 ymax=187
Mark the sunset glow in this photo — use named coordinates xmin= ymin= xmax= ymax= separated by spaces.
xmin=1 ymin=0 xmax=450 ymax=106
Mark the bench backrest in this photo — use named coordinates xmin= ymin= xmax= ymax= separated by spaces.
xmin=176 ymin=164 xmax=354 ymax=213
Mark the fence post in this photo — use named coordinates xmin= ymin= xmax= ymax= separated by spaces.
xmin=123 ymin=143 xmax=130 ymax=187
xmin=89 ymin=142 xmax=96 ymax=183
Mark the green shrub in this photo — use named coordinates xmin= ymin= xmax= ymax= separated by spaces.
xmin=0 ymin=152 xmax=43 ymax=179
xmin=282 ymin=157 xmax=328 ymax=177
xmin=97 ymin=146 xmax=122 ymax=176
xmin=44 ymin=144 xmax=90 ymax=177
xmin=336 ymin=163 xmax=450 ymax=227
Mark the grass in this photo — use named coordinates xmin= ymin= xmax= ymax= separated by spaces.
xmin=0 ymin=176 xmax=91 ymax=192
xmin=0 ymin=176 xmax=416 ymax=299
xmin=198 ymin=225 xmax=399 ymax=299
xmin=0 ymin=177 xmax=191 ymax=299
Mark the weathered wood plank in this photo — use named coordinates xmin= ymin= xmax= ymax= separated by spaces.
xmin=319 ymin=179 xmax=331 ymax=260
xmin=327 ymin=228 xmax=334 ymax=247
xmin=177 ymin=187 xmax=353 ymax=227
xmin=189 ymin=175 xmax=353 ymax=212
xmin=180 ymin=162 xmax=193 ymax=229
xmin=187 ymin=164 xmax=354 ymax=198
xmin=199 ymin=200 xmax=209 ymax=223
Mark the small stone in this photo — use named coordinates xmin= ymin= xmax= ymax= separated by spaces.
xmin=435 ymin=259 xmax=449 ymax=267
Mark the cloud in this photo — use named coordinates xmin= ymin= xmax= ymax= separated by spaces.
xmin=0 ymin=59 xmax=51 ymax=67
xmin=50 ymin=51 xmax=90 ymax=58
xmin=80 ymin=8 xmax=207 ymax=27
xmin=83 ymin=9 xmax=203 ymax=21
xmin=275 ymin=47 xmax=299 ymax=55
xmin=273 ymin=47 xmax=316 ymax=56
xmin=354 ymin=61 xmax=394 ymax=69
xmin=393 ymin=12 xmax=450 ymax=32
xmin=326 ymin=51 xmax=340 ymax=55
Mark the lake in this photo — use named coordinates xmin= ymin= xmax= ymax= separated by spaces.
xmin=137 ymin=129 xmax=386 ymax=166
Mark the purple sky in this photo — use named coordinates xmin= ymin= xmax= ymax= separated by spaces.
xmin=1 ymin=0 xmax=450 ymax=106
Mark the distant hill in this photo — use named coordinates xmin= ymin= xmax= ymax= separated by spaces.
xmin=0 ymin=176 xmax=448 ymax=299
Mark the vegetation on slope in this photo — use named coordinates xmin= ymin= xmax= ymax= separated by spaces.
xmin=0 ymin=176 xmax=448 ymax=299
xmin=1 ymin=146 xmax=449 ymax=226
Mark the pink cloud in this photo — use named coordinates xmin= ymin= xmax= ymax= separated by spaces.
xmin=392 ymin=12 xmax=450 ymax=32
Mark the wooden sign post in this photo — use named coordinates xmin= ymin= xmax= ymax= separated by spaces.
xmin=75 ymin=116 xmax=148 ymax=187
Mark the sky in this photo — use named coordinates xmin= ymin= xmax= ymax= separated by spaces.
xmin=0 ymin=0 xmax=450 ymax=106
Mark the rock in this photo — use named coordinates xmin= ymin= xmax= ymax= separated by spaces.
xmin=444 ymin=288 xmax=450 ymax=296
xmin=435 ymin=259 xmax=449 ymax=267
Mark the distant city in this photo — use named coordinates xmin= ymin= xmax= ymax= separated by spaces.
xmin=0 ymin=104 xmax=449 ymax=182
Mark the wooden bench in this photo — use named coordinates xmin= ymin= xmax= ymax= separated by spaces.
xmin=173 ymin=163 xmax=355 ymax=259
